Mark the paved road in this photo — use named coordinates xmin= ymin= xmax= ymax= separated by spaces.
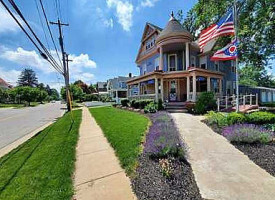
xmin=0 ymin=102 xmax=65 ymax=149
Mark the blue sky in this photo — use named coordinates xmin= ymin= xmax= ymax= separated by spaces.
xmin=0 ymin=0 xmax=273 ymax=91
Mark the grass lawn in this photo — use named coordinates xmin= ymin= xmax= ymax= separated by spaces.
xmin=90 ymin=106 xmax=150 ymax=175
xmin=0 ymin=110 xmax=82 ymax=200
xmin=0 ymin=102 xmax=40 ymax=109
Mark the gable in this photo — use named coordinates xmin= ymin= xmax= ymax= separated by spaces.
xmin=136 ymin=23 xmax=162 ymax=64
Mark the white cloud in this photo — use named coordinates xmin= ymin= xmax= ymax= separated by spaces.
xmin=106 ymin=0 xmax=133 ymax=31
xmin=0 ymin=5 xmax=20 ymax=34
xmin=96 ymin=8 xmax=114 ymax=28
xmin=140 ymin=0 xmax=159 ymax=8
xmin=0 ymin=46 xmax=97 ymax=84
xmin=0 ymin=67 xmax=21 ymax=85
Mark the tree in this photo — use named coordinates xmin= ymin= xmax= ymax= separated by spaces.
xmin=18 ymin=68 xmax=38 ymax=87
xmin=19 ymin=86 xmax=38 ymax=106
xmin=0 ymin=88 xmax=8 ymax=103
xmin=74 ymin=80 xmax=92 ymax=94
xmin=180 ymin=0 xmax=275 ymax=87
xmin=61 ymin=84 xmax=85 ymax=102
xmin=37 ymin=89 xmax=48 ymax=103
xmin=50 ymin=89 xmax=59 ymax=100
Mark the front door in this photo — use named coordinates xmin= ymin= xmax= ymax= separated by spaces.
xmin=169 ymin=80 xmax=177 ymax=101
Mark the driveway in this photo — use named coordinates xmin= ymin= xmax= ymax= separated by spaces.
xmin=84 ymin=101 xmax=112 ymax=107
xmin=0 ymin=102 xmax=65 ymax=149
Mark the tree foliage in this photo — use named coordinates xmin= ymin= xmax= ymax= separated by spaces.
xmin=180 ymin=0 xmax=275 ymax=87
xmin=18 ymin=68 xmax=38 ymax=87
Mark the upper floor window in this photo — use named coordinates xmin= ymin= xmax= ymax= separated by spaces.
xmin=214 ymin=61 xmax=220 ymax=71
xmin=168 ymin=54 xmax=177 ymax=71
xmin=145 ymin=37 xmax=156 ymax=50
xmin=191 ymin=56 xmax=196 ymax=67
xmin=119 ymin=82 xmax=127 ymax=89
xmin=155 ymin=57 xmax=159 ymax=71
xmin=200 ymin=56 xmax=207 ymax=69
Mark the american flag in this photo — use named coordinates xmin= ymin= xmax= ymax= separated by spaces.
xmin=199 ymin=8 xmax=235 ymax=51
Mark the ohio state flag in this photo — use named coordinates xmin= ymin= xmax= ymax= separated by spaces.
xmin=211 ymin=39 xmax=238 ymax=61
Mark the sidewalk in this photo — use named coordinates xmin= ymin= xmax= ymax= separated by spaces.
xmin=172 ymin=113 xmax=275 ymax=200
xmin=73 ymin=107 xmax=136 ymax=200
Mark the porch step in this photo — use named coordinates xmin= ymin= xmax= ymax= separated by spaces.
xmin=166 ymin=109 xmax=188 ymax=113
xmin=165 ymin=102 xmax=188 ymax=113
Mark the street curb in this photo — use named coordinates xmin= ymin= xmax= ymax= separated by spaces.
xmin=0 ymin=122 xmax=54 ymax=159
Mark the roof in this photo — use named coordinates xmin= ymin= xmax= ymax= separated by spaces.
xmin=0 ymin=78 xmax=10 ymax=89
xmin=97 ymin=82 xmax=107 ymax=89
xmin=157 ymin=14 xmax=192 ymax=41
xmin=147 ymin=22 xmax=163 ymax=32
xmin=107 ymin=76 xmax=130 ymax=90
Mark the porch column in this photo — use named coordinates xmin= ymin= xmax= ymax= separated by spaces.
xmin=138 ymin=83 xmax=140 ymax=95
xmin=185 ymin=42 xmax=190 ymax=70
xmin=155 ymin=78 xmax=159 ymax=101
xmin=127 ymin=85 xmax=130 ymax=97
xmin=192 ymin=74 xmax=196 ymax=102
xmin=186 ymin=76 xmax=190 ymax=101
xmin=160 ymin=78 xmax=164 ymax=101
xmin=159 ymin=46 xmax=163 ymax=71
xmin=219 ymin=79 xmax=222 ymax=94
xmin=207 ymin=77 xmax=211 ymax=92
xmin=116 ymin=90 xmax=119 ymax=103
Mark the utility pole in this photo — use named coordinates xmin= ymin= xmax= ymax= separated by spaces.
xmin=50 ymin=19 xmax=70 ymax=111
xmin=234 ymin=0 xmax=239 ymax=112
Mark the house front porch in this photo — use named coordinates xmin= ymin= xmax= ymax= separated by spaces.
xmin=127 ymin=68 xmax=224 ymax=103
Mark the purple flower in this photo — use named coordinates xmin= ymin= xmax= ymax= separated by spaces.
xmin=222 ymin=124 xmax=274 ymax=144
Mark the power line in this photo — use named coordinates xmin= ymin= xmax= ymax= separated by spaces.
xmin=6 ymin=0 xmax=64 ymax=74
xmin=34 ymin=0 xmax=50 ymax=49
xmin=38 ymin=0 xmax=62 ymax=66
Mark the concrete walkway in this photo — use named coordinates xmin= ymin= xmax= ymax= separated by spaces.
xmin=172 ymin=113 xmax=275 ymax=200
xmin=74 ymin=107 xmax=136 ymax=200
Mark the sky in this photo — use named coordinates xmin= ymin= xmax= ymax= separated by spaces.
xmin=0 ymin=0 xmax=273 ymax=92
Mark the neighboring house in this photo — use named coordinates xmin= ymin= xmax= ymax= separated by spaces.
xmin=127 ymin=13 xmax=237 ymax=103
xmin=107 ymin=76 xmax=130 ymax=103
xmin=239 ymin=85 xmax=275 ymax=104
xmin=0 ymin=78 xmax=12 ymax=89
xmin=96 ymin=82 xmax=108 ymax=95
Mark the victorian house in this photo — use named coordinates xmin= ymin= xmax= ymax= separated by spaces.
xmin=127 ymin=14 xmax=236 ymax=103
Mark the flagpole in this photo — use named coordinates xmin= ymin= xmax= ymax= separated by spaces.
xmin=234 ymin=0 xmax=239 ymax=112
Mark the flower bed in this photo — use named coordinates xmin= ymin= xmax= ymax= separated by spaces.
xmin=203 ymin=111 xmax=275 ymax=177
xmin=131 ymin=111 xmax=201 ymax=200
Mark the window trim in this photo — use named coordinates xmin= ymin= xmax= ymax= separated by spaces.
xmin=168 ymin=54 xmax=178 ymax=71
xmin=191 ymin=55 xmax=196 ymax=68
xmin=214 ymin=61 xmax=220 ymax=71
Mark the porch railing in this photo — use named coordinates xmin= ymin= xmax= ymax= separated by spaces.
xmin=217 ymin=94 xmax=259 ymax=112
xmin=128 ymin=94 xmax=156 ymax=101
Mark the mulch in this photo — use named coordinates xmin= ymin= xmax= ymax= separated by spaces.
xmin=131 ymin=154 xmax=202 ymax=200
xmin=233 ymin=142 xmax=275 ymax=177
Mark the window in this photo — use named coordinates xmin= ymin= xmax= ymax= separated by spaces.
xmin=119 ymin=82 xmax=127 ymax=89
xmin=155 ymin=57 xmax=159 ymax=70
xmin=168 ymin=54 xmax=177 ymax=71
xmin=200 ymin=56 xmax=207 ymax=69
xmin=214 ymin=61 xmax=220 ymax=71
xmin=145 ymin=36 xmax=156 ymax=50
xmin=143 ymin=64 xmax=147 ymax=75
xmin=191 ymin=56 xmax=196 ymax=67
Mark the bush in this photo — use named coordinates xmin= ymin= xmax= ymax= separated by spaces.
xmin=84 ymin=94 xmax=98 ymax=101
xmin=130 ymin=99 xmax=154 ymax=109
xmin=206 ymin=111 xmax=228 ymax=127
xmin=144 ymin=102 xmax=157 ymax=113
xmin=222 ymin=124 xmax=274 ymax=144
xmin=247 ymin=111 xmax=275 ymax=125
xmin=194 ymin=92 xmax=217 ymax=114
xmin=157 ymin=99 xmax=164 ymax=110
xmin=226 ymin=112 xmax=246 ymax=125
xmin=121 ymin=99 xmax=129 ymax=107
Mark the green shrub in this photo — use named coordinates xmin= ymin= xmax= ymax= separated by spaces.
xmin=144 ymin=102 xmax=157 ymax=113
xmin=247 ymin=111 xmax=275 ymax=125
xmin=226 ymin=112 xmax=246 ymax=125
xmin=121 ymin=99 xmax=129 ymax=107
xmin=206 ymin=111 xmax=228 ymax=127
xmin=130 ymin=100 xmax=136 ymax=108
xmin=157 ymin=99 xmax=164 ymax=110
xmin=194 ymin=92 xmax=217 ymax=114
xmin=130 ymin=99 xmax=154 ymax=109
